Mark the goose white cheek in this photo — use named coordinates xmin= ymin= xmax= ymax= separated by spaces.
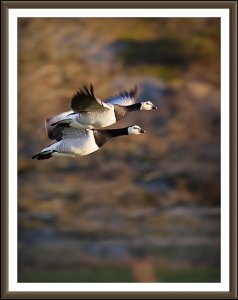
xmin=128 ymin=126 xmax=145 ymax=135
xmin=141 ymin=101 xmax=157 ymax=110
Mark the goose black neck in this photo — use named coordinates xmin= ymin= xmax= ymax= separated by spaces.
xmin=104 ymin=127 xmax=128 ymax=138
xmin=126 ymin=102 xmax=141 ymax=112
xmin=93 ymin=127 xmax=129 ymax=147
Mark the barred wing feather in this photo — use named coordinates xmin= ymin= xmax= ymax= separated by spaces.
xmin=62 ymin=127 xmax=89 ymax=140
xmin=105 ymin=86 xmax=138 ymax=106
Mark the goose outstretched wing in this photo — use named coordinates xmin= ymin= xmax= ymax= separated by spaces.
xmin=61 ymin=127 xmax=89 ymax=140
xmin=45 ymin=110 xmax=73 ymax=141
xmin=46 ymin=112 xmax=86 ymax=142
xmin=71 ymin=84 xmax=109 ymax=112
xmin=105 ymin=86 xmax=138 ymax=106
xmin=46 ymin=122 xmax=88 ymax=142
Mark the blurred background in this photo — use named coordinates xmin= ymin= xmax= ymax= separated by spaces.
xmin=18 ymin=18 xmax=220 ymax=283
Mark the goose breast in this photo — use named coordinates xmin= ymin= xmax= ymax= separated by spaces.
xmin=76 ymin=105 xmax=116 ymax=128
xmin=56 ymin=130 xmax=99 ymax=156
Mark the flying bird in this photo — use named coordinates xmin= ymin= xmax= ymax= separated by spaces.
xmin=32 ymin=125 xmax=145 ymax=160
xmin=46 ymin=84 xmax=156 ymax=140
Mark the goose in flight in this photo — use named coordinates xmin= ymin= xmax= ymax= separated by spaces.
xmin=46 ymin=84 xmax=156 ymax=139
xmin=32 ymin=125 xmax=145 ymax=160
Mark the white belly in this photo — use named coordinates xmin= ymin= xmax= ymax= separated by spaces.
xmin=72 ymin=137 xmax=99 ymax=156
xmin=57 ymin=130 xmax=99 ymax=156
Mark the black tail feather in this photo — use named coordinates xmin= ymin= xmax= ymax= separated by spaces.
xmin=32 ymin=150 xmax=54 ymax=160
xmin=51 ymin=121 xmax=71 ymax=127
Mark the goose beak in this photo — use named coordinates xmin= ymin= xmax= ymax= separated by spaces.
xmin=140 ymin=129 xmax=146 ymax=133
xmin=152 ymin=105 xmax=157 ymax=109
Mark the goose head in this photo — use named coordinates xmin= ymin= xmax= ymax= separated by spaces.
xmin=128 ymin=125 xmax=146 ymax=135
xmin=140 ymin=101 xmax=157 ymax=110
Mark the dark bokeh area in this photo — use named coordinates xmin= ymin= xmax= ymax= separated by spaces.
xmin=18 ymin=18 xmax=220 ymax=282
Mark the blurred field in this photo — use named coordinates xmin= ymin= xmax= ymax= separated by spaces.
xmin=18 ymin=18 xmax=220 ymax=283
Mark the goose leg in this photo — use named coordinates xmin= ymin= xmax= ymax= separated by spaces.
xmin=51 ymin=119 xmax=90 ymax=129
xmin=51 ymin=119 xmax=72 ymax=126
xmin=52 ymin=152 xmax=76 ymax=158
xmin=32 ymin=150 xmax=55 ymax=160
xmin=32 ymin=150 xmax=76 ymax=159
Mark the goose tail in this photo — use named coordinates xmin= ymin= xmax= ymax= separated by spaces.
xmin=50 ymin=119 xmax=71 ymax=127
xmin=32 ymin=150 xmax=55 ymax=160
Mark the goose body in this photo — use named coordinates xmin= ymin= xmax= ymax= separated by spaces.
xmin=32 ymin=125 xmax=145 ymax=160
xmin=47 ymin=85 xmax=156 ymax=139
xmin=61 ymin=104 xmax=117 ymax=129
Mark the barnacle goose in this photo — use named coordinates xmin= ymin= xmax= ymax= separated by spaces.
xmin=32 ymin=125 xmax=145 ymax=160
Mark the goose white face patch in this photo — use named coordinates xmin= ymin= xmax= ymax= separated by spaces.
xmin=140 ymin=101 xmax=156 ymax=110
xmin=128 ymin=125 xmax=144 ymax=135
